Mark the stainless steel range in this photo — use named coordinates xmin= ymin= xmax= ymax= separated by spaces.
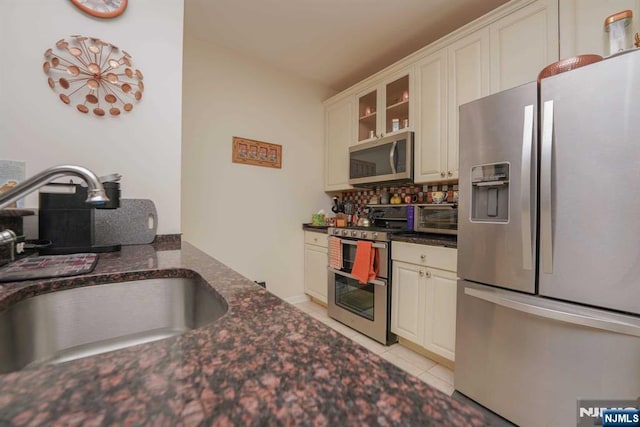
xmin=327 ymin=205 xmax=410 ymax=345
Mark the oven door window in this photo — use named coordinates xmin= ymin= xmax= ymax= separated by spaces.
xmin=341 ymin=243 xmax=358 ymax=271
xmin=334 ymin=274 xmax=376 ymax=321
xmin=335 ymin=239 xmax=388 ymax=279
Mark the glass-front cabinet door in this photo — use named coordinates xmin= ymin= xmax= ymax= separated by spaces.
xmin=357 ymin=89 xmax=378 ymax=142
xmin=384 ymin=74 xmax=410 ymax=135
xmin=356 ymin=70 xmax=412 ymax=143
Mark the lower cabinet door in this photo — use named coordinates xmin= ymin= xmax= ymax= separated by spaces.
xmin=424 ymin=268 xmax=457 ymax=361
xmin=391 ymin=261 xmax=425 ymax=344
xmin=304 ymin=244 xmax=328 ymax=303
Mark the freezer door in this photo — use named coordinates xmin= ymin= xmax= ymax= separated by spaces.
xmin=458 ymin=82 xmax=537 ymax=293
xmin=455 ymin=280 xmax=640 ymax=427
xmin=539 ymin=50 xmax=640 ymax=316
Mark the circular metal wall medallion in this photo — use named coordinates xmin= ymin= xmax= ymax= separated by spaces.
xmin=43 ymin=35 xmax=144 ymax=117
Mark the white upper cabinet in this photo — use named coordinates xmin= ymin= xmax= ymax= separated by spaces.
xmin=356 ymin=69 xmax=412 ymax=143
xmin=324 ymin=95 xmax=354 ymax=191
xmin=324 ymin=0 xmax=565 ymax=187
xmin=490 ymin=0 xmax=559 ymax=93
xmin=446 ymin=28 xmax=490 ymax=181
xmin=414 ymin=49 xmax=448 ymax=183
xmin=559 ymin=0 xmax=640 ymax=58
xmin=415 ymin=0 xmax=558 ymax=184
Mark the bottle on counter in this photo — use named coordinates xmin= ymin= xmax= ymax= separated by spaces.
xmin=380 ymin=189 xmax=390 ymax=204
xmin=406 ymin=205 xmax=414 ymax=230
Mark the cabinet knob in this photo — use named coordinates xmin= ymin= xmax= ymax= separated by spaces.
xmin=420 ymin=254 xmax=426 ymax=261
xmin=379 ymin=133 xmax=384 ymax=138
xmin=419 ymin=270 xmax=425 ymax=277
xmin=426 ymin=271 xmax=432 ymax=278
xmin=440 ymin=172 xmax=445 ymax=178
xmin=313 ymin=238 xmax=318 ymax=242
xmin=447 ymin=171 xmax=452 ymax=177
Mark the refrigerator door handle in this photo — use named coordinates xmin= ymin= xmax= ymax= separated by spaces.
xmin=540 ymin=100 xmax=554 ymax=274
xmin=520 ymin=104 xmax=534 ymax=271
xmin=464 ymin=287 xmax=640 ymax=338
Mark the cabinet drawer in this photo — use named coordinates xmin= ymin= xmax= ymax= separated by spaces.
xmin=304 ymin=231 xmax=328 ymax=248
xmin=392 ymin=241 xmax=457 ymax=272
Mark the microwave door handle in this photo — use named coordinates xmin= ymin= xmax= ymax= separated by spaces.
xmin=389 ymin=141 xmax=397 ymax=175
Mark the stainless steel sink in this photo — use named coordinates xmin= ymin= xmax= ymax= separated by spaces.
xmin=0 ymin=277 xmax=227 ymax=373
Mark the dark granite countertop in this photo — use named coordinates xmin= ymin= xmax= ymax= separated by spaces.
xmin=302 ymin=223 xmax=329 ymax=233
xmin=392 ymin=233 xmax=458 ymax=249
xmin=0 ymin=241 xmax=489 ymax=426
xmin=0 ymin=209 xmax=36 ymax=217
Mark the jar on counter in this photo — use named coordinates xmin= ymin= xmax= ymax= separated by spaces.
xmin=605 ymin=10 xmax=633 ymax=55
xmin=380 ymin=189 xmax=390 ymax=204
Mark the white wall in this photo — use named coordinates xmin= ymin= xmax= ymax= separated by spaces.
xmin=182 ymin=34 xmax=334 ymax=300
xmin=0 ymin=0 xmax=184 ymax=234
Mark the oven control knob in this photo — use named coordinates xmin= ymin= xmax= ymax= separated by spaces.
xmin=351 ymin=231 xmax=357 ymax=237
xmin=361 ymin=231 xmax=367 ymax=238
xmin=333 ymin=229 xmax=339 ymax=235
xmin=342 ymin=230 xmax=348 ymax=236
xmin=372 ymin=232 xmax=378 ymax=239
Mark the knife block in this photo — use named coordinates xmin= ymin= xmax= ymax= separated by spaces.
xmin=38 ymin=183 xmax=121 ymax=255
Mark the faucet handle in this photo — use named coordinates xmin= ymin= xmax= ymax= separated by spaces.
xmin=0 ymin=230 xmax=18 ymax=262
xmin=99 ymin=173 xmax=122 ymax=183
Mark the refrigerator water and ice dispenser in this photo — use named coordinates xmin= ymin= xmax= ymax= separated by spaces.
xmin=470 ymin=163 xmax=509 ymax=222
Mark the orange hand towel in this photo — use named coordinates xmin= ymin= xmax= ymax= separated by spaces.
xmin=351 ymin=241 xmax=377 ymax=284
xmin=328 ymin=237 xmax=343 ymax=270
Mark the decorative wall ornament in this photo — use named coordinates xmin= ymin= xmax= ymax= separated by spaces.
xmin=43 ymin=35 xmax=144 ymax=117
xmin=232 ymin=137 xmax=282 ymax=169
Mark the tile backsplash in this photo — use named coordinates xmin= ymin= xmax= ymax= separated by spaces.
xmin=338 ymin=182 xmax=458 ymax=213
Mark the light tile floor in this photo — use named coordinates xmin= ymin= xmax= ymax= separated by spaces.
xmin=293 ymin=299 xmax=455 ymax=396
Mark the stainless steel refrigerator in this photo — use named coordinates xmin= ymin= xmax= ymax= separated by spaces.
xmin=455 ymin=50 xmax=640 ymax=427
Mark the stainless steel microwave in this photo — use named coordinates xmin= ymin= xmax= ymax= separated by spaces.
xmin=348 ymin=131 xmax=413 ymax=186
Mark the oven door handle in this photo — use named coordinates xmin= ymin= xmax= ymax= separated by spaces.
xmin=328 ymin=267 xmax=387 ymax=287
xmin=339 ymin=239 xmax=387 ymax=249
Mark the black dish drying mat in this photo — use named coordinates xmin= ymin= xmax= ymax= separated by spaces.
xmin=0 ymin=253 xmax=99 ymax=282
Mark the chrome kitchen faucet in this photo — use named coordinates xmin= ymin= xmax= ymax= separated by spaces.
xmin=0 ymin=164 xmax=109 ymax=210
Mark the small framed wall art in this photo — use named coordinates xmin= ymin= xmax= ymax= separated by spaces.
xmin=232 ymin=137 xmax=282 ymax=169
